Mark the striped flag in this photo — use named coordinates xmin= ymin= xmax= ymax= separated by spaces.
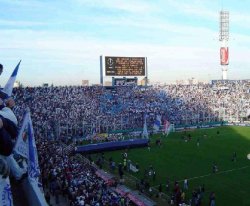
xmin=14 ymin=108 xmax=48 ymax=205
xmin=2 ymin=60 xmax=21 ymax=98
xmin=91 ymin=126 xmax=97 ymax=143
xmin=142 ymin=114 xmax=149 ymax=139
xmin=14 ymin=110 xmax=30 ymax=158
xmin=23 ymin=110 xmax=41 ymax=180
xmin=246 ymin=109 xmax=250 ymax=118
xmin=26 ymin=109 xmax=48 ymax=205
xmin=153 ymin=115 xmax=161 ymax=132
xmin=15 ymin=109 xmax=41 ymax=178
xmin=164 ymin=119 xmax=171 ymax=135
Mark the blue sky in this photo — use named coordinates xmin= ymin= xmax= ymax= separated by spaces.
xmin=0 ymin=0 xmax=250 ymax=86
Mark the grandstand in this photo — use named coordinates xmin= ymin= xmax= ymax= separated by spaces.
xmin=3 ymin=81 xmax=250 ymax=206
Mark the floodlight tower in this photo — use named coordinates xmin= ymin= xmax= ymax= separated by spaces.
xmin=219 ymin=11 xmax=229 ymax=80
xmin=0 ymin=64 xmax=3 ymax=75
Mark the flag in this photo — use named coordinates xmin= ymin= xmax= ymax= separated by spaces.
xmin=28 ymin=179 xmax=48 ymax=206
xmin=142 ymin=115 xmax=149 ymax=139
xmin=26 ymin=111 xmax=40 ymax=180
xmin=92 ymin=127 xmax=96 ymax=136
xmin=25 ymin=109 xmax=48 ymax=205
xmin=14 ymin=110 xmax=30 ymax=158
xmin=246 ymin=109 xmax=250 ymax=118
xmin=14 ymin=109 xmax=48 ymax=205
xmin=0 ymin=177 xmax=13 ymax=206
xmin=153 ymin=115 xmax=161 ymax=132
xmin=164 ymin=119 xmax=171 ymax=135
xmin=2 ymin=60 xmax=21 ymax=97
xmin=91 ymin=126 xmax=96 ymax=143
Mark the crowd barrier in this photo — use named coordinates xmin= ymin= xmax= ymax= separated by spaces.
xmin=105 ymin=121 xmax=228 ymax=136
xmin=75 ymin=138 xmax=149 ymax=154
xmin=226 ymin=122 xmax=250 ymax=127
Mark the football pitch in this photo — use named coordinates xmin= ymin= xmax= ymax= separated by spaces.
xmin=102 ymin=126 xmax=250 ymax=206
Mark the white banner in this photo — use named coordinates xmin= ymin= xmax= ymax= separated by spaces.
xmin=14 ymin=111 xmax=29 ymax=158
xmin=26 ymin=111 xmax=40 ymax=180
xmin=28 ymin=178 xmax=48 ymax=206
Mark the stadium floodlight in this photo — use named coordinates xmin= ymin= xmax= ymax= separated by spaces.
xmin=0 ymin=64 xmax=3 ymax=75
xmin=219 ymin=11 xmax=229 ymax=41
xmin=219 ymin=11 xmax=229 ymax=80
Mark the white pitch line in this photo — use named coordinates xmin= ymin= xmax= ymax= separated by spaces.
xmin=152 ymin=165 xmax=250 ymax=189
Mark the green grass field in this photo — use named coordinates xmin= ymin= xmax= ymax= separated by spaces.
xmin=100 ymin=126 xmax=250 ymax=206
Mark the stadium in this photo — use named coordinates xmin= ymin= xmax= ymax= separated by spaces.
xmin=0 ymin=1 xmax=250 ymax=206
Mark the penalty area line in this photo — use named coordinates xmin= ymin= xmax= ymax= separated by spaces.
xmin=152 ymin=165 xmax=250 ymax=189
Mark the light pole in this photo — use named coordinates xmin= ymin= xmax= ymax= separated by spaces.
xmin=0 ymin=64 xmax=3 ymax=75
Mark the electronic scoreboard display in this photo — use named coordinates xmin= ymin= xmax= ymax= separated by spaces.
xmin=105 ymin=56 xmax=145 ymax=76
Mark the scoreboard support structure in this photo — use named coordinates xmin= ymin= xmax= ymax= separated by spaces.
xmin=100 ymin=56 xmax=104 ymax=85
xmin=145 ymin=57 xmax=148 ymax=86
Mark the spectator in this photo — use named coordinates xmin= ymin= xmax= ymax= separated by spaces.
xmin=183 ymin=178 xmax=188 ymax=190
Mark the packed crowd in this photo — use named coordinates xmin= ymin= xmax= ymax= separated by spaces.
xmin=156 ymin=80 xmax=250 ymax=124
xmin=12 ymin=80 xmax=250 ymax=140
xmin=85 ymin=133 xmax=125 ymax=143
xmin=38 ymin=139 xmax=135 ymax=206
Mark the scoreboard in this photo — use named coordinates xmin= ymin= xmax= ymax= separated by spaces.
xmin=105 ymin=56 xmax=145 ymax=76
